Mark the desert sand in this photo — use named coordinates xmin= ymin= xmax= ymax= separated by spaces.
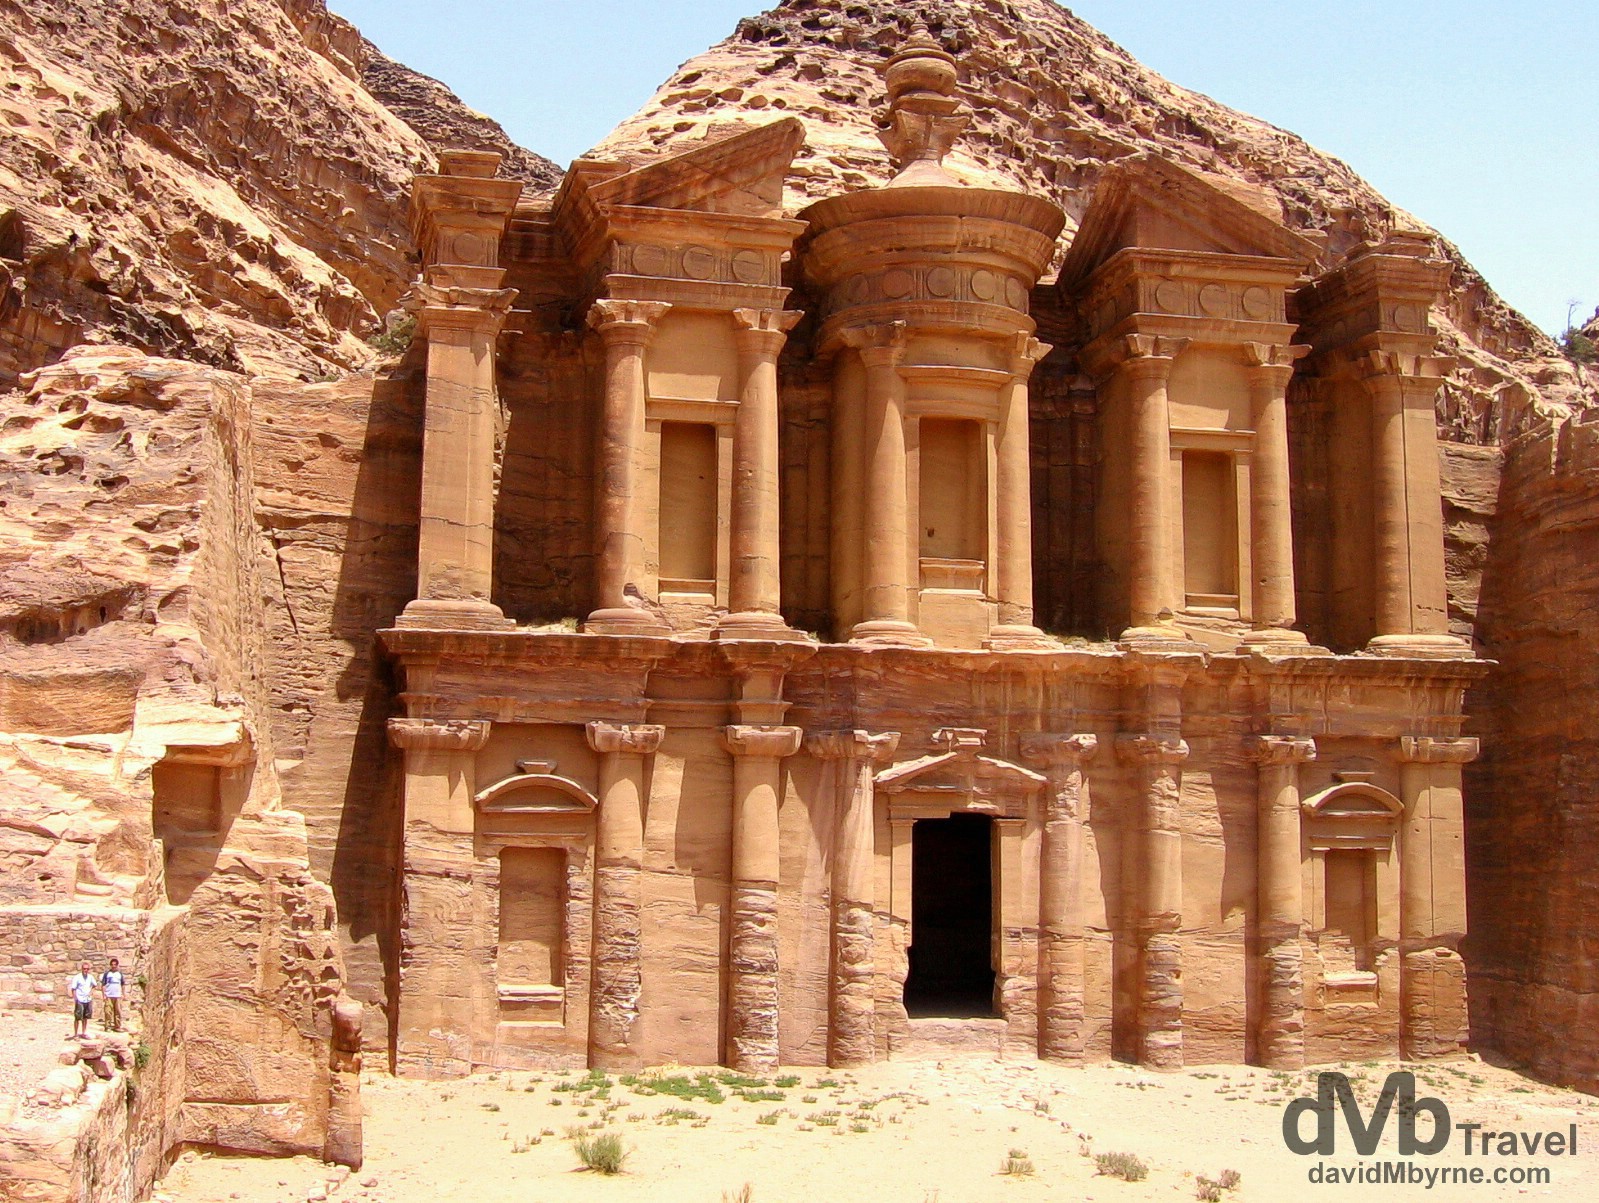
xmin=153 ymin=1057 xmax=1598 ymax=1203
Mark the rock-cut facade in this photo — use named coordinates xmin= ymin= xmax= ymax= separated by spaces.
xmin=381 ymin=33 xmax=1482 ymax=1077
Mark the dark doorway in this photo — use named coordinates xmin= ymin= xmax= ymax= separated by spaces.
xmin=904 ymin=812 xmax=996 ymax=1017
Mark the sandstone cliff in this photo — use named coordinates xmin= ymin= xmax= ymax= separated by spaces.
xmin=0 ymin=0 xmax=555 ymax=386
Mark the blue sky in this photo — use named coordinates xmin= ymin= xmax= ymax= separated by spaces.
xmin=331 ymin=1 xmax=1595 ymax=337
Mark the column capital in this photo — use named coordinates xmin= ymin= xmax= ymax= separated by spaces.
xmin=1243 ymin=342 xmax=1310 ymax=391
xmin=404 ymin=281 xmax=518 ymax=340
xmin=585 ymin=720 xmax=665 ymax=756
xmin=1020 ymin=731 xmax=1099 ymax=766
xmin=587 ymin=299 xmax=671 ymax=347
xmin=1006 ymin=330 xmax=1054 ymax=378
xmin=724 ymin=724 xmax=803 ymax=759
xmin=1118 ymin=333 xmax=1190 ymax=379
xmin=805 ymin=729 xmax=900 ymax=762
xmin=387 ymin=717 xmax=491 ymax=752
xmin=1397 ymin=735 xmax=1479 ymax=765
xmin=1249 ymin=734 xmax=1317 ymax=765
xmin=732 ymin=308 xmax=804 ymax=358
xmin=1116 ymin=733 xmax=1189 ymax=765
xmin=842 ymin=319 xmax=908 ymax=368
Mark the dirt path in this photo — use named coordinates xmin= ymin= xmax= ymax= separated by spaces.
xmin=154 ymin=1057 xmax=1599 ymax=1203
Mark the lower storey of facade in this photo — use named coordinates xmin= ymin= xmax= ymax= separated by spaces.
xmin=379 ymin=630 xmax=1483 ymax=1077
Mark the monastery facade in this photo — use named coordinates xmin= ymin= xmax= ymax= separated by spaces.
xmin=380 ymin=34 xmax=1483 ymax=1077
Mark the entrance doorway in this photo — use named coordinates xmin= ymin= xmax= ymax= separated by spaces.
xmin=904 ymin=812 xmax=996 ymax=1017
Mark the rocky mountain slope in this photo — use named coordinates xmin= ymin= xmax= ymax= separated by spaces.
xmin=0 ymin=0 xmax=555 ymax=384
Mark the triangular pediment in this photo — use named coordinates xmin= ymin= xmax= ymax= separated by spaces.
xmin=876 ymin=750 xmax=1046 ymax=798
xmin=580 ymin=118 xmax=805 ymax=219
xmin=1060 ymin=153 xmax=1325 ymax=288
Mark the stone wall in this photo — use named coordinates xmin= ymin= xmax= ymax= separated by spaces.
xmin=1467 ymin=412 xmax=1599 ymax=1093
xmin=0 ymin=906 xmax=148 ymax=1014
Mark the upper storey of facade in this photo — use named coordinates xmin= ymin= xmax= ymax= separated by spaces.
xmin=394 ymin=31 xmax=1471 ymax=662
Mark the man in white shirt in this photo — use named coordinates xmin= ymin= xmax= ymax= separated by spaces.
xmin=101 ymin=958 xmax=125 ymax=1032
xmin=67 ymin=961 xmax=97 ymax=1038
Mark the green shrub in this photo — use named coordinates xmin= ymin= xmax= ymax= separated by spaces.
xmin=1096 ymin=1150 xmax=1148 ymax=1181
xmin=571 ymin=1129 xmax=626 ymax=1174
xmin=1000 ymin=1148 xmax=1035 ymax=1176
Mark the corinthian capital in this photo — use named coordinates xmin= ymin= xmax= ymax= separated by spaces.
xmin=842 ymin=320 xmax=908 ymax=368
xmin=1398 ymin=735 xmax=1479 ymax=765
xmin=585 ymin=720 xmax=665 ymax=756
xmin=387 ymin=717 xmax=491 ymax=752
xmin=1249 ymin=735 xmax=1317 ymax=765
xmin=805 ymin=729 xmax=900 ymax=763
xmin=724 ymin=724 xmax=804 ymax=759
xmin=587 ymin=299 xmax=671 ymax=347
xmin=1020 ymin=732 xmax=1099 ymax=766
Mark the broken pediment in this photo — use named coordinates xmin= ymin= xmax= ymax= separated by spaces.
xmin=475 ymin=760 xmax=598 ymax=815
xmin=1059 ymin=153 xmax=1326 ymax=290
xmin=570 ymin=118 xmax=805 ymax=220
xmin=876 ymin=728 xmax=1045 ymax=815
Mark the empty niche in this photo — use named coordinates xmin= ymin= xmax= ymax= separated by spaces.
xmin=658 ymin=420 xmax=718 ymax=591
xmin=1322 ymin=848 xmax=1378 ymax=972
xmin=1181 ymin=450 xmax=1238 ymax=609
xmin=151 ymin=759 xmax=222 ymax=905
xmin=498 ymin=847 xmax=565 ymax=1020
xmin=919 ymin=418 xmax=986 ymax=568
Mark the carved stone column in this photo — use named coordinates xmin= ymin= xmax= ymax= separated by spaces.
xmin=806 ymin=729 xmax=900 ymax=1066
xmin=722 ymin=723 xmax=803 ymax=1071
xmin=844 ymin=321 xmax=929 ymax=646
xmin=584 ymin=720 xmax=664 ymax=1069
xmin=1120 ymin=335 xmax=1189 ymax=642
xmin=1021 ymin=732 xmax=1098 ymax=1063
xmin=718 ymin=308 xmax=804 ymax=638
xmin=587 ymin=300 xmax=671 ymax=635
xmin=387 ymin=717 xmax=492 ymax=1076
xmin=1397 ymin=735 xmax=1476 ymax=1059
xmin=1118 ymin=732 xmax=1189 ymax=1069
xmin=1241 ymin=343 xmax=1310 ymax=645
xmin=399 ymin=285 xmax=518 ymax=629
xmin=1365 ymin=352 xmax=1466 ymax=654
xmin=1249 ymin=735 xmax=1316 ymax=1068
xmin=988 ymin=333 xmax=1054 ymax=649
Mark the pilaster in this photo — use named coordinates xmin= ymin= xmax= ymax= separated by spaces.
xmin=1021 ymin=732 xmax=1099 ymax=1063
xmin=584 ymin=720 xmax=665 ymax=1069
xmin=1117 ymin=732 xmax=1189 ymax=1069
xmin=807 ymin=729 xmax=901 ymax=1067
xmin=1249 ymin=734 xmax=1316 ymax=1068
xmin=722 ymin=723 xmax=804 ymax=1072
xmin=586 ymin=300 xmax=673 ymax=635
xmin=1396 ymin=734 xmax=1476 ymax=1059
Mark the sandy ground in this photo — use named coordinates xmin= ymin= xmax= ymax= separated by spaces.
xmin=0 ymin=1009 xmax=120 ymax=1122
xmin=154 ymin=1056 xmax=1599 ymax=1203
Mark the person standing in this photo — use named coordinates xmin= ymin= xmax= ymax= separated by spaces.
xmin=101 ymin=958 xmax=125 ymax=1032
xmin=67 ymin=960 xmax=97 ymax=1038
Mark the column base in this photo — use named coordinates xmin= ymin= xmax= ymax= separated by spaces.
xmin=584 ymin=606 xmax=671 ymax=636
xmin=1366 ymin=633 xmax=1472 ymax=659
xmin=1240 ymin=627 xmax=1332 ymax=655
xmin=1118 ymin=622 xmax=1194 ymax=649
xmin=984 ymin=624 xmax=1059 ymax=651
xmin=712 ymin=611 xmax=813 ymax=642
xmin=395 ymin=598 xmax=514 ymax=631
xmin=849 ymin=619 xmax=933 ymax=647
